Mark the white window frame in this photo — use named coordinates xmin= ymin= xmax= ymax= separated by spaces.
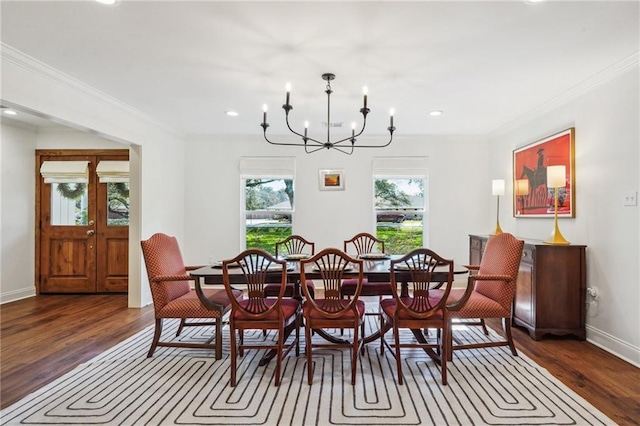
xmin=239 ymin=157 xmax=296 ymax=250
xmin=372 ymin=157 xmax=429 ymax=248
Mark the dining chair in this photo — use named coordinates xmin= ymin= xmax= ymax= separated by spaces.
xmin=379 ymin=248 xmax=454 ymax=385
xmin=300 ymin=248 xmax=365 ymax=385
xmin=444 ymin=232 xmax=524 ymax=360
xmin=264 ymin=235 xmax=316 ymax=299
xmin=140 ymin=233 xmax=242 ymax=360
xmin=222 ymin=249 xmax=301 ymax=387
xmin=341 ymin=232 xmax=393 ymax=298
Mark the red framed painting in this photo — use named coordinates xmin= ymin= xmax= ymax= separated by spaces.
xmin=512 ymin=128 xmax=575 ymax=218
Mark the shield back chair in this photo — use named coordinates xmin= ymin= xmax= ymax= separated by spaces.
xmin=222 ymin=249 xmax=300 ymax=387
xmin=445 ymin=232 xmax=524 ymax=359
xmin=300 ymin=248 xmax=365 ymax=385
xmin=264 ymin=235 xmax=316 ymax=299
xmin=380 ymin=248 xmax=454 ymax=385
xmin=341 ymin=232 xmax=393 ymax=298
xmin=140 ymin=233 xmax=242 ymax=360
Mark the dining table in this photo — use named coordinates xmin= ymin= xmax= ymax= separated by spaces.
xmin=189 ymin=255 xmax=467 ymax=365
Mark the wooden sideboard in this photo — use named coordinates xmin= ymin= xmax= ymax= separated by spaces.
xmin=469 ymin=234 xmax=587 ymax=340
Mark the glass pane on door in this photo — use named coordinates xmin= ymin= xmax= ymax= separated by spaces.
xmin=106 ymin=182 xmax=130 ymax=226
xmin=50 ymin=183 xmax=88 ymax=225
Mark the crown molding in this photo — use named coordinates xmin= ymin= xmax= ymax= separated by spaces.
xmin=1 ymin=43 xmax=182 ymax=138
xmin=489 ymin=52 xmax=640 ymax=138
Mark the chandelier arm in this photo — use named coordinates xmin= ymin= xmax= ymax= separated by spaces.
xmin=304 ymin=144 xmax=330 ymax=154
xmin=284 ymin=113 xmax=324 ymax=146
xmin=330 ymin=145 xmax=355 ymax=155
xmin=343 ymin=133 xmax=394 ymax=148
xmin=263 ymin=132 xmax=320 ymax=147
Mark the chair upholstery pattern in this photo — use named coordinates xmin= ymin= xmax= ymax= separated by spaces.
xmin=222 ymin=249 xmax=300 ymax=387
xmin=446 ymin=232 xmax=524 ymax=358
xmin=140 ymin=233 xmax=242 ymax=360
xmin=264 ymin=235 xmax=316 ymax=298
xmin=380 ymin=248 xmax=454 ymax=385
xmin=300 ymin=248 xmax=365 ymax=385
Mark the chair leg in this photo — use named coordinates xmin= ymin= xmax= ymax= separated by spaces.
xmin=480 ymin=318 xmax=489 ymax=335
xmin=275 ymin=324 xmax=284 ymax=386
xmin=379 ymin=312 xmax=385 ymax=355
xmin=176 ymin=318 xmax=186 ymax=337
xmin=215 ymin=316 xmax=223 ymax=360
xmin=394 ymin=325 xmax=403 ymax=385
xmin=305 ymin=319 xmax=313 ymax=385
xmin=352 ymin=322 xmax=359 ymax=385
xmin=295 ymin=314 xmax=301 ymax=356
xmin=147 ymin=318 xmax=163 ymax=358
xmin=229 ymin=319 xmax=237 ymax=387
xmin=503 ymin=317 xmax=518 ymax=356
xmin=441 ymin=321 xmax=448 ymax=385
xmin=447 ymin=319 xmax=454 ymax=362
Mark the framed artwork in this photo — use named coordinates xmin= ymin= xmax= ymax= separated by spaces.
xmin=512 ymin=128 xmax=575 ymax=218
xmin=318 ymin=169 xmax=345 ymax=191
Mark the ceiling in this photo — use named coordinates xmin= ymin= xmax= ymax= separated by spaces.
xmin=1 ymin=1 xmax=638 ymax=139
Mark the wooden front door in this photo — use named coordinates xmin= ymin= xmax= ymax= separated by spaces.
xmin=36 ymin=149 xmax=129 ymax=293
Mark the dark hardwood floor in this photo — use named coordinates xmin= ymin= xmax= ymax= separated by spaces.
xmin=1 ymin=295 xmax=639 ymax=425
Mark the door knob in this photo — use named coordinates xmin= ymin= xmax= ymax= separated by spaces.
xmin=87 ymin=229 xmax=95 ymax=236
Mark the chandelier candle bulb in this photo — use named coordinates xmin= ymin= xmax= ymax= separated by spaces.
xmin=262 ymin=104 xmax=268 ymax=125
xmin=351 ymin=122 xmax=356 ymax=137
xmin=390 ymin=109 xmax=395 ymax=128
xmin=363 ymin=86 xmax=368 ymax=109
xmin=285 ymin=83 xmax=291 ymax=107
xmin=304 ymin=121 xmax=309 ymax=138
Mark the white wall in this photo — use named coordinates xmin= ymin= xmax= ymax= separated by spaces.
xmin=1 ymin=46 xmax=188 ymax=308
xmin=488 ymin=67 xmax=640 ymax=365
xmin=0 ymin=123 xmax=37 ymax=302
xmin=183 ymin=134 xmax=489 ymax=272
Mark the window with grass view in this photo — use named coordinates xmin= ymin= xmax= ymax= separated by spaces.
xmin=243 ymin=178 xmax=294 ymax=253
xmin=373 ymin=157 xmax=428 ymax=254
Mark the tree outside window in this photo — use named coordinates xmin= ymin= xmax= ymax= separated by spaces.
xmin=375 ymin=178 xmax=425 ymax=254
xmin=244 ymin=178 xmax=293 ymax=252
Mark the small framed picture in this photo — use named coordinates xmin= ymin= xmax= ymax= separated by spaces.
xmin=318 ymin=169 xmax=345 ymax=191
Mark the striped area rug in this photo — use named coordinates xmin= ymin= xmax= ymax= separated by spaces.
xmin=1 ymin=314 xmax=613 ymax=425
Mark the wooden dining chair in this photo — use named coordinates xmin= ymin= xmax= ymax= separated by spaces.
xmin=222 ymin=249 xmax=301 ymax=387
xmin=140 ymin=233 xmax=242 ymax=360
xmin=264 ymin=235 xmax=316 ymax=299
xmin=300 ymin=248 xmax=365 ymax=385
xmin=379 ymin=248 xmax=454 ymax=385
xmin=444 ymin=232 xmax=524 ymax=359
xmin=341 ymin=232 xmax=393 ymax=298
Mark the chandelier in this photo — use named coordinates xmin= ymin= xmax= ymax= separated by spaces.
xmin=260 ymin=73 xmax=395 ymax=155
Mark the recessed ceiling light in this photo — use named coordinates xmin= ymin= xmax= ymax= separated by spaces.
xmin=225 ymin=111 xmax=239 ymax=117
xmin=96 ymin=0 xmax=120 ymax=5
xmin=429 ymin=110 xmax=443 ymax=117
xmin=3 ymin=109 xmax=17 ymax=116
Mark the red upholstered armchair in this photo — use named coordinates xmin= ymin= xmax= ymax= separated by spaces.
xmin=140 ymin=233 xmax=242 ymax=360
xmin=445 ymin=232 xmax=524 ymax=359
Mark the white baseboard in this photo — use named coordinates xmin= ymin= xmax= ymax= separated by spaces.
xmin=1 ymin=287 xmax=36 ymax=304
xmin=586 ymin=324 xmax=640 ymax=368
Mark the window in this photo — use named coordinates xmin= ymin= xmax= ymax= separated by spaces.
xmin=50 ymin=183 xmax=88 ymax=226
xmin=373 ymin=157 xmax=428 ymax=254
xmin=240 ymin=157 xmax=295 ymax=253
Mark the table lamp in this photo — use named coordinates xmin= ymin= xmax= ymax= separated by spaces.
xmin=515 ymin=179 xmax=529 ymax=216
xmin=491 ymin=179 xmax=505 ymax=235
xmin=544 ymin=165 xmax=570 ymax=245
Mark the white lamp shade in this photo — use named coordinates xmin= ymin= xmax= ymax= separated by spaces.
xmin=492 ymin=179 xmax=505 ymax=196
xmin=515 ymin=179 xmax=529 ymax=196
xmin=547 ymin=165 xmax=566 ymax=187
